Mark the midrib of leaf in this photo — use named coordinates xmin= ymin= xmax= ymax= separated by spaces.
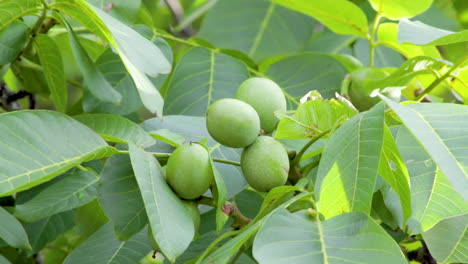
xmin=315 ymin=218 xmax=330 ymax=264
xmin=206 ymin=50 xmax=215 ymax=109
xmin=249 ymin=2 xmax=276 ymax=57
xmin=106 ymin=241 xmax=125 ymax=264
xmin=442 ymin=219 xmax=466 ymax=262
xmin=0 ymin=146 xmax=108 ymax=186
xmin=417 ymin=167 xmax=439 ymax=229
xmin=0 ymin=0 xmax=42 ymax=30
xmin=350 ymin=117 xmax=362 ymax=211
xmin=119 ymin=206 xmax=145 ymax=235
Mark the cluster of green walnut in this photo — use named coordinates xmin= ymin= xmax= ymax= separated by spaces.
xmin=165 ymin=77 xmax=288 ymax=202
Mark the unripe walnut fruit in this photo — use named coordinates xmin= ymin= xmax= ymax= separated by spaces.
xmin=236 ymin=77 xmax=287 ymax=133
xmin=206 ymin=98 xmax=260 ymax=148
xmin=166 ymin=143 xmax=213 ymax=199
xmin=241 ymin=136 xmax=289 ymax=192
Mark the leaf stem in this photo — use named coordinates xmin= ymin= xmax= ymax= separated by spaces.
xmin=291 ymin=129 xmax=330 ymax=168
xmin=194 ymin=230 xmax=241 ymax=264
xmin=368 ymin=13 xmax=383 ymax=67
xmin=415 ymin=56 xmax=468 ymax=101
xmin=116 ymin=150 xmax=241 ymax=166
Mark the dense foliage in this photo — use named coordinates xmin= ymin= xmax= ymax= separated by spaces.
xmin=0 ymin=0 xmax=467 ymax=263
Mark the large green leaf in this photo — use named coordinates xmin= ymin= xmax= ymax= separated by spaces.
xmin=353 ymin=38 xmax=405 ymax=68
xmin=82 ymin=49 xmax=142 ymax=115
xmin=0 ymin=21 xmax=28 ymax=65
xmin=272 ymin=0 xmax=368 ymax=38
xmin=423 ymin=213 xmax=468 ymax=264
xmin=368 ymin=0 xmax=432 ymax=20
xmin=253 ymin=210 xmax=407 ymax=264
xmin=209 ymin=159 xmax=228 ymax=234
xmin=74 ymin=114 xmax=155 ymax=148
xmin=25 ymin=210 xmax=75 ymax=254
xmin=15 ymin=170 xmax=98 ymax=222
xmin=275 ymin=91 xmax=357 ymax=139
xmin=129 ymin=144 xmax=194 ymax=262
xmin=380 ymin=99 xmax=468 ymax=201
xmin=63 ymin=223 xmax=151 ymax=264
xmin=141 ymin=116 xmax=246 ymax=198
xmin=34 ymin=34 xmax=67 ymax=113
xmin=378 ymin=126 xmax=411 ymax=223
xmin=0 ymin=255 xmax=10 ymax=264
xmin=262 ymin=53 xmax=348 ymax=108
xmin=99 ymin=155 xmax=147 ymax=241
xmin=393 ymin=126 xmax=468 ymax=233
xmin=201 ymin=192 xmax=312 ymax=264
xmin=164 ymin=47 xmax=249 ymax=116
xmin=60 ymin=17 xmax=122 ymax=104
xmin=0 ymin=207 xmax=30 ymax=249
xmin=52 ymin=0 xmax=170 ymax=115
xmin=0 ymin=0 xmax=41 ymax=31
xmin=399 ymin=18 xmax=468 ymax=46
xmin=316 ymin=104 xmax=385 ymax=219
xmin=0 ymin=110 xmax=116 ymax=197
xmin=198 ymin=0 xmax=315 ymax=61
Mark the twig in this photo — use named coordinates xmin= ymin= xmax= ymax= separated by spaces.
xmin=164 ymin=0 xmax=195 ymax=37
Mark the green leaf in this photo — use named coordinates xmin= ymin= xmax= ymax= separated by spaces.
xmin=14 ymin=170 xmax=98 ymax=222
xmin=60 ymin=17 xmax=122 ymax=104
xmin=423 ymin=213 xmax=468 ymax=264
xmin=83 ymin=49 xmax=142 ymax=115
xmin=377 ymin=22 xmax=440 ymax=59
xmin=393 ymin=126 xmax=468 ymax=233
xmin=368 ymin=0 xmax=433 ymax=20
xmin=141 ymin=116 xmax=246 ymax=198
xmin=316 ymin=103 xmax=385 ymax=219
xmin=378 ymin=126 xmax=411 ymax=223
xmin=34 ymin=34 xmax=67 ymax=113
xmin=0 ymin=0 xmax=41 ymax=31
xmin=63 ymin=223 xmax=151 ymax=264
xmin=253 ymin=210 xmax=408 ymax=264
xmin=202 ymin=192 xmax=312 ymax=264
xmin=164 ymin=47 xmax=249 ymax=116
xmin=128 ymin=144 xmax=194 ymax=262
xmin=0 ymin=21 xmax=28 ymax=65
xmin=88 ymin=0 xmax=141 ymax=25
xmin=262 ymin=53 xmax=348 ymax=108
xmin=0 ymin=255 xmax=10 ymax=264
xmin=380 ymin=99 xmax=468 ymax=201
xmin=53 ymin=0 xmax=170 ymax=115
xmin=149 ymin=129 xmax=185 ymax=147
xmin=25 ymin=210 xmax=75 ymax=254
xmin=0 ymin=110 xmax=116 ymax=197
xmin=198 ymin=0 xmax=315 ymax=61
xmin=0 ymin=206 xmax=30 ymax=249
xmin=275 ymin=91 xmax=357 ymax=139
xmin=74 ymin=114 xmax=156 ymax=148
xmin=398 ymin=18 xmax=468 ymax=46
xmin=353 ymin=38 xmax=405 ymax=68
xmin=209 ymin=159 xmax=228 ymax=234
xmin=99 ymin=155 xmax=147 ymax=241
xmin=272 ymin=0 xmax=368 ymax=38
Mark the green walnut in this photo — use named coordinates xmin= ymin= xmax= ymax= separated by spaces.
xmin=166 ymin=143 xmax=213 ymax=199
xmin=206 ymin=98 xmax=260 ymax=148
xmin=236 ymin=77 xmax=287 ymax=133
xmin=346 ymin=67 xmax=401 ymax=111
xmin=241 ymin=136 xmax=289 ymax=192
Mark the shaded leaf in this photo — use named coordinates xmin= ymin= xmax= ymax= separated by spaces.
xmin=0 ymin=206 xmax=30 ymax=249
xmin=0 ymin=21 xmax=28 ymax=65
xmin=399 ymin=18 xmax=468 ymax=46
xmin=316 ymin=104 xmax=385 ymax=219
xmin=88 ymin=0 xmax=141 ymax=25
xmin=15 ymin=170 xmax=98 ymax=222
xmin=99 ymin=155 xmax=147 ymax=241
xmin=199 ymin=0 xmax=315 ymax=61
xmin=63 ymin=223 xmax=151 ymax=264
xmin=34 ymin=34 xmax=67 ymax=113
xmin=0 ymin=110 xmax=116 ymax=197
